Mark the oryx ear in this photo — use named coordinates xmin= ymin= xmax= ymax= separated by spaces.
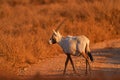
xmin=57 ymin=31 xmax=60 ymax=35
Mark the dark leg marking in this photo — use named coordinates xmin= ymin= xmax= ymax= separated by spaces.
xmin=82 ymin=52 xmax=91 ymax=74
xmin=63 ymin=54 xmax=70 ymax=74
xmin=86 ymin=59 xmax=88 ymax=74
xmin=69 ymin=55 xmax=76 ymax=73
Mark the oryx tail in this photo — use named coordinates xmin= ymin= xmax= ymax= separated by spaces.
xmin=86 ymin=43 xmax=94 ymax=61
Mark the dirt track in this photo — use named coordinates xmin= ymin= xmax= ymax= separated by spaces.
xmin=1 ymin=39 xmax=119 ymax=80
xmin=14 ymin=39 xmax=120 ymax=80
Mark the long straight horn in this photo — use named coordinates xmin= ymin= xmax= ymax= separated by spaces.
xmin=55 ymin=19 xmax=66 ymax=31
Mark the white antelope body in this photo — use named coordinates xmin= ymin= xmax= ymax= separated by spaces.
xmin=49 ymin=21 xmax=93 ymax=74
xmin=58 ymin=35 xmax=90 ymax=56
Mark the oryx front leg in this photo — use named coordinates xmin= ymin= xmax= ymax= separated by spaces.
xmin=63 ymin=54 xmax=70 ymax=75
xmin=69 ymin=55 xmax=76 ymax=73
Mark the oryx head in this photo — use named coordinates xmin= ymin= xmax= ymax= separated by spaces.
xmin=49 ymin=30 xmax=62 ymax=44
xmin=49 ymin=19 xmax=66 ymax=44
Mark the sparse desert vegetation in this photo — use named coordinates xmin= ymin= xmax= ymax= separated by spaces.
xmin=0 ymin=0 xmax=120 ymax=79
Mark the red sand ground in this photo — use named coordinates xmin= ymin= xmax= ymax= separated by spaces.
xmin=1 ymin=39 xmax=120 ymax=80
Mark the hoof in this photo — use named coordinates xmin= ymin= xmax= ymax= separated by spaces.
xmin=63 ymin=72 xmax=66 ymax=75
xmin=85 ymin=72 xmax=88 ymax=75
xmin=74 ymin=70 xmax=77 ymax=74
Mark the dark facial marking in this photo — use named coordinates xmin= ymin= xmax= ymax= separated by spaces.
xmin=50 ymin=35 xmax=57 ymax=44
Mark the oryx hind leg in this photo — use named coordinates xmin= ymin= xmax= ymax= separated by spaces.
xmin=86 ymin=59 xmax=91 ymax=74
xmin=86 ymin=59 xmax=88 ymax=74
xmin=82 ymin=52 xmax=91 ymax=74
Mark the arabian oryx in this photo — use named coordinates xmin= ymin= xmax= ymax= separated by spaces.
xmin=48 ymin=20 xmax=93 ymax=75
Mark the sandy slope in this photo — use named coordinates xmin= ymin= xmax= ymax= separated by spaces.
xmin=14 ymin=39 xmax=120 ymax=80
